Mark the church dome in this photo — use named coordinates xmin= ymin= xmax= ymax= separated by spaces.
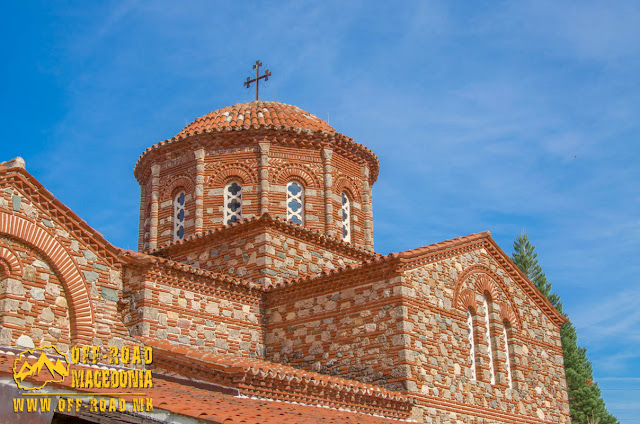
xmin=178 ymin=101 xmax=335 ymax=136
xmin=134 ymin=99 xmax=379 ymax=253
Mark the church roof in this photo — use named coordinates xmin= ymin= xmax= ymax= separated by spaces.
xmin=133 ymin=101 xmax=380 ymax=184
xmin=146 ymin=212 xmax=378 ymax=261
xmin=0 ymin=348 xmax=411 ymax=424
xmin=178 ymin=101 xmax=336 ymax=136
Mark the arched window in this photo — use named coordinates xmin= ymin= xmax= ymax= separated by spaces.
xmin=224 ymin=181 xmax=242 ymax=225
xmin=467 ymin=309 xmax=477 ymax=381
xmin=483 ymin=296 xmax=496 ymax=384
xmin=286 ymin=181 xmax=304 ymax=225
xmin=341 ymin=192 xmax=351 ymax=243
xmin=173 ymin=191 xmax=186 ymax=241
xmin=503 ymin=323 xmax=513 ymax=388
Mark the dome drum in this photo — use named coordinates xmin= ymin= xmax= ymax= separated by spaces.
xmin=135 ymin=102 xmax=378 ymax=252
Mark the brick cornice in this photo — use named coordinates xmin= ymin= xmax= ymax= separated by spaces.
xmin=147 ymin=212 xmax=378 ymax=262
xmin=119 ymin=249 xmax=263 ymax=294
xmin=482 ymin=237 xmax=568 ymax=327
xmin=392 ymin=231 xmax=567 ymax=327
xmin=140 ymin=337 xmax=414 ymax=420
xmin=133 ymin=127 xmax=380 ymax=186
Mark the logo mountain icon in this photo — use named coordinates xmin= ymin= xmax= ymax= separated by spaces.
xmin=13 ymin=345 xmax=70 ymax=390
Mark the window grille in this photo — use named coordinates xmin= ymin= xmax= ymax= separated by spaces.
xmin=341 ymin=192 xmax=351 ymax=242
xmin=173 ymin=191 xmax=186 ymax=241
xmin=224 ymin=181 xmax=242 ymax=225
xmin=286 ymin=181 xmax=304 ymax=224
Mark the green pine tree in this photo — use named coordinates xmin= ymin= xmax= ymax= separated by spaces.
xmin=511 ymin=230 xmax=618 ymax=424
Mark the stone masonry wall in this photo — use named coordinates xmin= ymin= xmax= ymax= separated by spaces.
xmin=0 ymin=236 xmax=72 ymax=350
xmin=264 ymin=261 xmax=412 ymax=391
xmin=0 ymin=177 xmax=135 ymax=352
xmin=122 ymin=264 xmax=264 ymax=358
xmin=261 ymin=226 xmax=363 ymax=284
xmin=153 ymin=222 xmax=369 ymax=285
xmin=401 ymin=246 xmax=571 ymax=424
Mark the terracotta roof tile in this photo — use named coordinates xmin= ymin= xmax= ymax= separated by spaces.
xmin=0 ymin=349 xmax=409 ymax=424
xmin=139 ymin=337 xmax=414 ymax=419
xmin=147 ymin=212 xmax=378 ymax=261
xmin=179 ymin=101 xmax=335 ymax=136
xmin=133 ymin=103 xmax=381 ymax=185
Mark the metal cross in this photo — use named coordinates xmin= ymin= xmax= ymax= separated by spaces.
xmin=244 ymin=60 xmax=271 ymax=101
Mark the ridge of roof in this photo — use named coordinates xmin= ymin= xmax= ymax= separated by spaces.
xmin=118 ymin=249 xmax=263 ymax=291
xmin=0 ymin=167 xmax=122 ymax=265
xmin=138 ymin=337 xmax=414 ymax=419
xmin=395 ymin=231 xmax=491 ymax=261
xmin=147 ymin=212 xmax=378 ymax=260
xmin=482 ymin=236 xmax=568 ymax=326
xmin=263 ymin=232 xmax=489 ymax=292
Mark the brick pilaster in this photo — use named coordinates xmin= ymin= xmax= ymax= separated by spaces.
xmin=149 ymin=164 xmax=161 ymax=250
xmin=259 ymin=142 xmax=271 ymax=216
xmin=362 ymin=165 xmax=373 ymax=251
xmin=194 ymin=148 xmax=205 ymax=235
xmin=322 ymin=148 xmax=333 ymax=236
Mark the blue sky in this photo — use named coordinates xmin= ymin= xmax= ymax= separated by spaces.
xmin=1 ymin=1 xmax=639 ymax=421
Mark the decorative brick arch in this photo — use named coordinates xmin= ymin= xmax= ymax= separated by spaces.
xmin=453 ymin=264 xmax=521 ymax=329
xmin=459 ymin=288 xmax=477 ymax=313
xmin=209 ymin=163 xmax=258 ymax=187
xmin=498 ymin=301 xmax=519 ymax=328
xmin=475 ymin=273 xmax=500 ymax=301
xmin=333 ymin=176 xmax=362 ymax=203
xmin=0 ymin=213 xmax=95 ymax=344
xmin=161 ymin=174 xmax=196 ymax=201
xmin=272 ymin=163 xmax=321 ymax=189
xmin=0 ymin=245 xmax=22 ymax=277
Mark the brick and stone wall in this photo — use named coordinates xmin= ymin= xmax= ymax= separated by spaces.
xmin=0 ymin=236 xmax=72 ymax=350
xmin=0 ymin=173 xmax=135 ymax=352
xmin=401 ymin=245 xmax=571 ymax=424
xmin=150 ymin=216 xmax=374 ymax=284
xmin=136 ymin=129 xmax=375 ymax=251
xmin=264 ymin=260 xmax=411 ymax=391
xmin=122 ymin=263 xmax=264 ymax=358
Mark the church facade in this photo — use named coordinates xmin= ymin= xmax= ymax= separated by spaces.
xmin=0 ymin=101 xmax=570 ymax=423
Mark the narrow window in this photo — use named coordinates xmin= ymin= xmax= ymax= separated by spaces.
xmin=467 ymin=309 xmax=476 ymax=381
xmin=503 ymin=323 xmax=513 ymax=388
xmin=341 ymin=192 xmax=351 ymax=242
xmin=483 ymin=296 xmax=496 ymax=384
xmin=286 ymin=181 xmax=304 ymax=224
xmin=224 ymin=181 xmax=242 ymax=225
xmin=173 ymin=191 xmax=186 ymax=241
xmin=143 ymin=204 xmax=151 ymax=250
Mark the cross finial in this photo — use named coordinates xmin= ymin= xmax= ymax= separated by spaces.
xmin=244 ymin=60 xmax=271 ymax=101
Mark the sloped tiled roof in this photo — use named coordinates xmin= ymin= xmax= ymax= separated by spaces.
xmin=140 ymin=337 xmax=414 ymax=420
xmin=147 ymin=212 xmax=378 ymax=261
xmin=0 ymin=348 xmax=412 ymax=424
xmin=179 ymin=101 xmax=336 ymax=136
xmin=133 ymin=102 xmax=381 ymax=184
